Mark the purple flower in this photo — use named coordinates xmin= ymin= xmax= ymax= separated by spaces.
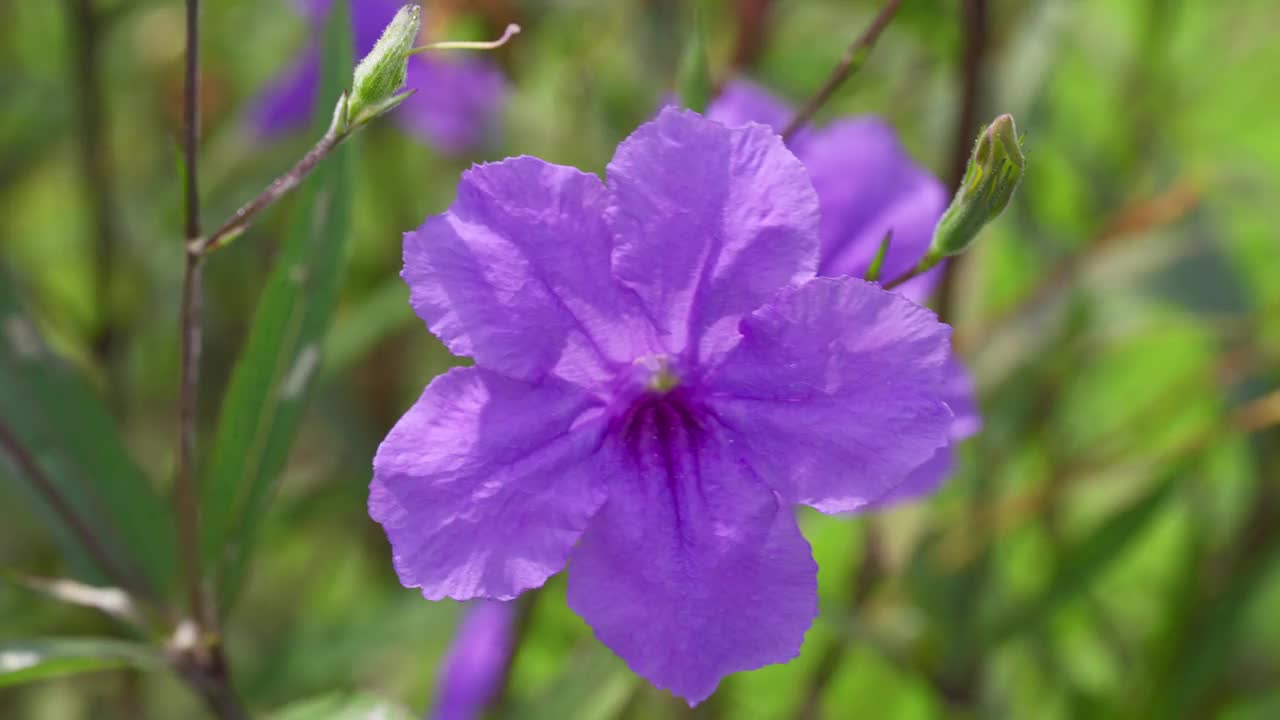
xmin=709 ymin=80 xmax=982 ymax=502
xmin=709 ymin=80 xmax=947 ymax=304
xmin=250 ymin=0 xmax=505 ymax=153
xmin=429 ymin=601 xmax=514 ymax=720
xmin=371 ymin=108 xmax=957 ymax=703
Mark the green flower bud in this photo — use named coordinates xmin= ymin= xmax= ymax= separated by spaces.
xmin=343 ymin=4 xmax=421 ymax=132
xmin=928 ymin=113 xmax=1025 ymax=261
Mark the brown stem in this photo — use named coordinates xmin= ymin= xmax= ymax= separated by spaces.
xmin=934 ymin=0 xmax=988 ymax=322
xmin=200 ymin=129 xmax=343 ymax=254
xmin=175 ymin=3 xmax=248 ymax=717
xmin=727 ymin=0 xmax=774 ymax=75
xmin=780 ymin=0 xmax=904 ymax=141
xmin=177 ymin=0 xmax=207 ymax=634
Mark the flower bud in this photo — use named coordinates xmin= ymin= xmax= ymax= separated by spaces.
xmin=928 ymin=113 xmax=1025 ymax=260
xmin=343 ymin=4 xmax=421 ymax=131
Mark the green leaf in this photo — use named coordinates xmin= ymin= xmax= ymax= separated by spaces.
xmin=0 ymin=274 xmax=175 ymax=597
xmin=0 ymin=638 xmax=161 ymax=688
xmin=511 ymin=644 xmax=636 ymax=720
xmin=986 ymin=466 xmax=1182 ymax=644
xmin=675 ymin=1 xmax=711 ymax=113
xmin=200 ymin=3 xmax=354 ymax=611
xmin=270 ymin=692 xmax=415 ymax=720
xmin=320 ymin=277 xmax=413 ymax=380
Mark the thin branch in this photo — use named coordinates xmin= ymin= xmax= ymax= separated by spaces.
xmin=175 ymin=3 xmax=247 ymax=717
xmin=0 ymin=419 xmax=141 ymax=598
xmin=177 ymin=0 xmax=207 ymax=631
xmin=780 ymin=0 xmax=904 ymax=140
xmin=934 ymin=0 xmax=989 ymax=322
xmin=882 ymin=260 xmax=934 ymax=291
xmin=199 ymin=128 xmax=343 ymax=255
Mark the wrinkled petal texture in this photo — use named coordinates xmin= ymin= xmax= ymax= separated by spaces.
xmin=370 ymin=368 xmax=609 ymax=600
xmin=709 ymin=276 xmax=954 ymax=513
xmin=568 ymin=436 xmax=817 ymax=705
xmin=403 ymin=157 xmax=650 ymax=384
xmin=707 ymin=80 xmax=948 ymax=304
xmin=869 ymin=357 xmax=982 ymax=507
xmin=431 ymin=601 xmax=515 ymax=720
xmin=381 ymin=109 xmax=962 ymax=704
xmin=608 ymin=108 xmax=820 ymax=361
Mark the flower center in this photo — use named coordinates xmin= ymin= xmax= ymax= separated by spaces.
xmin=612 ymin=355 xmax=709 ymax=467
xmin=643 ymin=356 xmax=680 ymax=394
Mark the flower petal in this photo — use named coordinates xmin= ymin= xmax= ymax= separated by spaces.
xmin=396 ymin=55 xmax=506 ymax=153
xmin=370 ymin=367 xmax=609 ymax=600
xmin=567 ymin=436 xmax=817 ymax=705
xmin=705 ymin=79 xmax=824 ymax=150
xmin=867 ymin=356 xmax=983 ymax=507
xmin=708 ymin=276 xmax=953 ymax=513
xmin=247 ymin=50 xmax=320 ymax=137
xmin=798 ymin=119 xmax=948 ymax=303
xmin=941 ymin=356 xmax=983 ymax=442
xmin=403 ymin=157 xmax=650 ymax=383
xmin=429 ymin=601 xmax=515 ymax=720
xmin=705 ymin=80 xmax=793 ymax=137
xmin=709 ymin=81 xmax=949 ymax=304
xmin=607 ymin=107 xmax=819 ymax=361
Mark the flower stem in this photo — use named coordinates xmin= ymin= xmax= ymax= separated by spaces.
xmin=199 ymin=128 xmax=344 ymax=255
xmin=177 ymin=0 xmax=206 ymax=634
xmin=176 ymin=2 xmax=247 ymax=717
xmin=780 ymin=0 xmax=904 ymax=141
xmin=882 ymin=256 xmax=939 ymax=291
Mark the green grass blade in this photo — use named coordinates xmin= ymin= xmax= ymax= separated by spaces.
xmin=270 ymin=692 xmax=415 ymax=720
xmin=675 ymin=1 xmax=711 ymax=112
xmin=200 ymin=2 xmax=354 ymax=613
xmin=986 ymin=465 xmax=1182 ymax=644
xmin=0 ymin=275 xmax=175 ymax=597
xmin=0 ymin=638 xmax=162 ymax=688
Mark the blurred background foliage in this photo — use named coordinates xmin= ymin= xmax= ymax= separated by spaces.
xmin=2 ymin=0 xmax=1279 ymax=718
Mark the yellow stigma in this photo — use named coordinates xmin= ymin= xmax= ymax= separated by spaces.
xmin=648 ymin=367 xmax=680 ymax=394
xmin=641 ymin=356 xmax=680 ymax=394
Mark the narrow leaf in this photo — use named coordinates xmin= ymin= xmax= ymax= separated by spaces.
xmin=0 ymin=638 xmax=161 ymax=688
xmin=675 ymin=2 xmax=712 ymax=113
xmin=270 ymin=692 xmax=415 ymax=720
xmin=0 ymin=275 xmax=174 ymax=597
xmin=987 ymin=466 xmax=1181 ymax=644
xmin=200 ymin=2 xmax=354 ymax=611
xmin=320 ymin=277 xmax=413 ymax=380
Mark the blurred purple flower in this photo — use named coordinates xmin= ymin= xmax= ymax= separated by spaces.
xmin=250 ymin=0 xmax=506 ymax=153
xmin=371 ymin=108 xmax=960 ymax=703
xmin=429 ymin=601 xmax=514 ymax=720
xmin=709 ymin=80 xmax=982 ymax=502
